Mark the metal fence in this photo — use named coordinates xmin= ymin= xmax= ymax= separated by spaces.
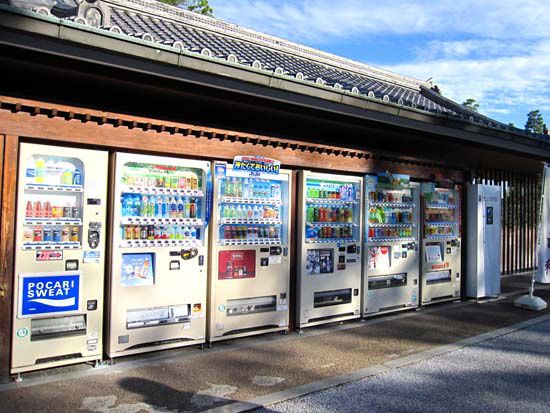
xmin=471 ymin=170 xmax=540 ymax=275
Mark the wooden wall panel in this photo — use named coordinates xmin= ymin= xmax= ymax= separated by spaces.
xmin=0 ymin=135 xmax=18 ymax=380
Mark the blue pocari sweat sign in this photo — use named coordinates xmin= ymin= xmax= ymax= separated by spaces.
xmin=18 ymin=273 xmax=81 ymax=318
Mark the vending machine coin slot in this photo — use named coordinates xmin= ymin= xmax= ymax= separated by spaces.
xmin=87 ymin=300 xmax=98 ymax=311
xmin=346 ymin=244 xmax=357 ymax=254
xmin=87 ymin=198 xmax=101 ymax=205
xmin=198 ymin=255 xmax=204 ymax=266
xmin=270 ymin=246 xmax=282 ymax=255
xmin=88 ymin=222 xmax=101 ymax=249
xmin=283 ymin=247 xmax=288 ymax=256
xmin=170 ymin=260 xmax=180 ymax=270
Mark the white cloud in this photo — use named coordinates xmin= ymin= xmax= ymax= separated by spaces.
xmin=210 ymin=0 xmax=550 ymax=43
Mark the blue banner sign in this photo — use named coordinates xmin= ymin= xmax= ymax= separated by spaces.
xmin=19 ymin=273 xmax=80 ymax=318
xmin=233 ymin=156 xmax=281 ymax=175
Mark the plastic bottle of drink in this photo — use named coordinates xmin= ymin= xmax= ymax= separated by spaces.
xmin=26 ymin=201 xmax=33 ymax=217
xmin=149 ymin=196 xmax=156 ymax=217
xmin=253 ymin=205 xmax=261 ymax=219
xmin=34 ymin=158 xmax=46 ymax=184
xmin=185 ymin=198 xmax=191 ymax=218
xmin=33 ymin=201 xmax=43 ymax=218
xmin=247 ymin=205 xmax=254 ymax=219
xmin=156 ymin=196 xmax=162 ymax=217
xmin=225 ymin=178 xmax=232 ymax=197
xmin=176 ymin=197 xmax=184 ymax=218
xmin=169 ymin=197 xmax=178 ymax=218
xmin=242 ymin=178 xmax=249 ymax=198
xmin=160 ymin=196 xmax=167 ymax=218
xmin=140 ymin=196 xmax=148 ymax=217
xmin=132 ymin=195 xmax=140 ymax=217
xmin=44 ymin=201 xmax=52 ymax=218
xmin=189 ymin=198 xmax=196 ymax=218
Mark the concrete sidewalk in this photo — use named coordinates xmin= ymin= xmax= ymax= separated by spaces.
xmin=3 ymin=275 xmax=549 ymax=412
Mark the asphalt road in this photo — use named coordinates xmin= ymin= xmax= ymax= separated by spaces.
xmin=259 ymin=319 xmax=550 ymax=413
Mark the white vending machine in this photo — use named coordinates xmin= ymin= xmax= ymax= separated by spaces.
xmin=11 ymin=143 xmax=108 ymax=374
xmin=420 ymin=185 xmax=462 ymax=304
xmin=107 ymin=153 xmax=210 ymax=357
xmin=296 ymin=171 xmax=363 ymax=328
xmin=208 ymin=159 xmax=291 ymax=342
xmin=363 ymin=173 xmax=420 ymax=316
xmin=466 ymin=184 xmax=501 ymax=298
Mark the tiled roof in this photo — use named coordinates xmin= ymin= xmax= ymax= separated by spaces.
xmin=4 ymin=0 xmax=548 ymax=141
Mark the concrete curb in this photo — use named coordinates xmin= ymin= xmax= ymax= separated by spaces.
xmin=201 ymin=313 xmax=550 ymax=413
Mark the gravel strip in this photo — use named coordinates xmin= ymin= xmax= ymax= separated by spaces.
xmin=258 ymin=320 xmax=550 ymax=413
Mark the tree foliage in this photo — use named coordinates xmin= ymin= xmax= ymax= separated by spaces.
xmin=461 ymin=98 xmax=479 ymax=112
xmin=525 ymin=110 xmax=545 ymax=134
xmin=157 ymin=0 xmax=213 ymax=16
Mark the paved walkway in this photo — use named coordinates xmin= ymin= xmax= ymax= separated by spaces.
xmin=2 ymin=275 xmax=548 ymax=412
xmin=259 ymin=318 xmax=550 ymax=413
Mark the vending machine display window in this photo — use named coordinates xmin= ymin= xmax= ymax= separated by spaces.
xmin=21 ymin=154 xmax=85 ymax=250
xmin=121 ymin=253 xmax=155 ymax=287
xmin=305 ymin=179 xmax=360 ymax=243
xmin=366 ymin=188 xmax=415 ymax=242
xmin=306 ymin=249 xmax=334 ymax=275
xmin=423 ymin=188 xmax=459 ymax=239
xmin=118 ymin=161 xmax=205 ymax=248
xmin=217 ymin=174 xmax=285 ymax=246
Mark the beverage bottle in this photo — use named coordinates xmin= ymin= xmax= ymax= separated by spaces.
xmin=170 ymin=197 xmax=178 ymax=218
xmin=189 ymin=198 xmax=196 ymax=218
xmin=44 ymin=201 xmax=53 ymax=218
xmin=247 ymin=205 xmax=254 ymax=219
xmin=156 ymin=196 xmax=162 ymax=217
xmin=26 ymin=201 xmax=33 ymax=217
xmin=62 ymin=168 xmax=73 ymax=185
xmin=254 ymin=205 xmax=261 ymax=219
xmin=161 ymin=196 xmax=168 ymax=218
xmin=132 ymin=194 xmax=140 ymax=216
xmin=313 ymin=207 xmax=319 ymax=222
xmin=140 ymin=196 xmax=148 ymax=217
xmin=33 ymin=201 xmax=43 ymax=218
xmin=73 ymin=169 xmax=82 ymax=186
xmin=176 ymin=197 xmax=184 ymax=218
xmin=147 ymin=196 xmax=154 ymax=217
xmin=348 ymin=207 xmax=353 ymax=222
xmin=185 ymin=198 xmax=191 ymax=218
xmin=33 ymin=226 xmax=43 ymax=242
xmin=236 ymin=178 xmax=242 ymax=197
xmin=242 ymin=178 xmax=249 ymax=198
xmin=35 ymin=157 xmax=46 ymax=184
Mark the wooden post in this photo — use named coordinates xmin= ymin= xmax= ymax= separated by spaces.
xmin=0 ymin=135 xmax=18 ymax=380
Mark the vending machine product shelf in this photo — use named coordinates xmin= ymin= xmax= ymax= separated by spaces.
xmin=208 ymin=161 xmax=291 ymax=342
xmin=297 ymin=172 xmax=363 ymax=328
xmin=363 ymin=174 xmax=420 ymax=316
xmin=107 ymin=153 xmax=210 ymax=357
xmin=420 ymin=185 xmax=462 ymax=305
xmin=11 ymin=143 xmax=108 ymax=374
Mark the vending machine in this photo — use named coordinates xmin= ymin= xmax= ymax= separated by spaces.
xmin=208 ymin=158 xmax=291 ymax=342
xmin=107 ymin=153 xmax=210 ymax=357
xmin=420 ymin=185 xmax=462 ymax=304
xmin=363 ymin=174 xmax=420 ymax=316
xmin=296 ymin=171 xmax=363 ymax=329
xmin=466 ymin=184 xmax=501 ymax=299
xmin=11 ymin=143 xmax=108 ymax=374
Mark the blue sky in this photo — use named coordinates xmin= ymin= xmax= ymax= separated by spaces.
xmin=209 ymin=0 xmax=550 ymax=128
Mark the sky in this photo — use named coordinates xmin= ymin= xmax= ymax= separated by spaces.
xmin=209 ymin=0 xmax=550 ymax=128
